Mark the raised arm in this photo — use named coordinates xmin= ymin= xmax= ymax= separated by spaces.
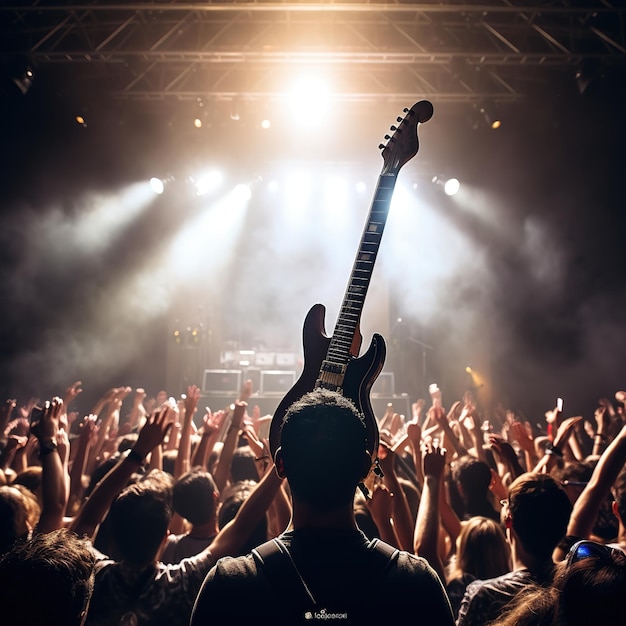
xmin=191 ymin=408 xmax=225 ymax=470
xmin=213 ymin=401 xmax=247 ymax=493
xmin=434 ymin=402 xmax=470 ymax=459
xmin=174 ymin=384 xmax=200 ymax=479
xmin=0 ymin=398 xmax=17 ymax=449
xmin=554 ymin=422 xmax=626 ymax=561
xmin=69 ymin=407 xmax=174 ymax=540
xmin=127 ymin=387 xmax=147 ymax=431
xmin=414 ymin=443 xmax=447 ymax=582
xmin=488 ymin=435 xmax=525 ymax=480
xmin=67 ymin=415 xmax=97 ymax=515
xmin=379 ymin=443 xmax=414 ymax=552
xmin=30 ymin=397 xmax=68 ymax=533
xmin=533 ymin=416 xmax=582 ymax=474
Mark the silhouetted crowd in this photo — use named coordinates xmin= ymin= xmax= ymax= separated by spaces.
xmin=1 ymin=379 xmax=625 ymax=625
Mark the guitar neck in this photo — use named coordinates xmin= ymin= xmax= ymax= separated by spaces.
xmin=326 ymin=173 xmax=398 ymax=368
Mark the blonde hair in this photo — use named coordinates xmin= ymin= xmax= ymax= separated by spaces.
xmin=449 ymin=516 xmax=511 ymax=582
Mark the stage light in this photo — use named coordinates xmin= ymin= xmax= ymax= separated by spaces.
xmin=444 ymin=178 xmax=460 ymax=196
xmin=194 ymin=118 xmax=203 ymax=128
xmin=149 ymin=177 xmax=165 ymax=195
xmin=233 ymin=183 xmax=252 ymax=202
xmin=465 ymin=366 xmax=472 ymax=373
xmin=12 ymin=66 xmax=34 ymax=95
xmin=193 ymin=170 xmax=223 ymax=196
xmin=75 ymin=115 xmax=87 ymax=127
xmin=432 ymin=176 xmax=461 ymax=196
xmin=261 ymin=119 xmax=271 ymax=130
xmin=479 ymin=103 xmax=502 ymax=130
xmin=289 ymin=75 xmax=331 ymax=127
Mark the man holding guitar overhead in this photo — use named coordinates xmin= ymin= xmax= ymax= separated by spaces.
xmin=192 ymin=102 xmax=453 ymax=624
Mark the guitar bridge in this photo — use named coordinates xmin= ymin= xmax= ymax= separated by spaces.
xmin=316 ymin=360 xmax=347 ymax=391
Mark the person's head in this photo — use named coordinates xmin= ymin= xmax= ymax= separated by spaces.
xmin=109 ymin=480 xmax=173 ymax=566
xmin=505 ymin=472 xmax=572 ymax=559
xmin=0 ymin=528 xmax=95 ymax=626
xmin=173 ymin=468 xmax=218 ymax=526
xmin=231 ymin=445 xmax=259 ymax=483
xmin=452 ymin=455 xmax=492 ymax=506
xmin=556 ymin=540 xmax=626 ymax=626
xmin=276 ymin=389 xmax=372 ymax=512
xmin=554 ymin=461 xmax=593 ymax=506
xmin=0 ymin=485 xmax=33 ymax=554
xmin=12 ymin=466 xmax=43 ymax=498
xmin=218 ymin=480 xmax=267 ymax=555
xmin=452 ymin=516 xmax=511 ymax=581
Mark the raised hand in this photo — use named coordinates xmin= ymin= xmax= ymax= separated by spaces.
xmin=511 ymin=420 xmax=535 ymax=454
xmin=429 ymin=383 xmax=442 ymax=408
xmin=422 ymin=441 xmax=446 ymax=480
xmin=79 ymin=414 xmax=98 ymax=445
xmin=412 ymin=398 xmax=425 ymax=422
xmin=0 ymin=398 xmax=16 ymax=436
xmin=133 ymin=406 xmax=175 ymax=458
xmin=594 ymin=406 xmax=611 ymax=435
xmin=238 ymin=379 xmax=253 ymax=403
xmin=553 ymin=415 xmax=584 ymax=449
xmin=366 ymin=482 xmax=394 ymax=524
xmin=488 ymin=434 xmax=525 ymax=479
xmin=406 ymin=420 xmax=422 ymax=449
xmin=63 ymin=380 xmax=83 ymax=407
xmin=30 ymin=397 xmax=63 ymax=443
xmin=184 ymin=384 xmax=201 ymax=418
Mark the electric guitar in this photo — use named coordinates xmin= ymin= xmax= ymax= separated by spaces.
xmin=268 ymin=100 xmax=434 ymax=469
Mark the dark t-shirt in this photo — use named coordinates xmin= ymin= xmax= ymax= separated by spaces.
xmin=456 ymin=566 xmax=555 ymax=626
xmin=85 ymin=550 xmax=215 ymax=626
xmin=191 ymin=528 xmax=454 ymax=625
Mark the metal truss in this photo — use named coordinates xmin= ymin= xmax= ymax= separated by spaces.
xmin=1 ymin=2 xmax=625 ymax=106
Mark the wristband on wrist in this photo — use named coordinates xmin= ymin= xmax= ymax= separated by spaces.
xmin=594 ymin=433 xmax=607 ymax=442
xmin=545 ymin=441 xmax=563 ymax=458
xmin=127 ymin=448 xmax=146 ymax=464
xmin=38 ymin=439 xmax=58 ymax=458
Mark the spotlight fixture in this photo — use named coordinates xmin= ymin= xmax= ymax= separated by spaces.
xmin=479 ymin=102 xmax=502 ymax=130
xmin=12 ymin=66 xmax=34 ymax=95
xmin=150 ymin=177 xmax=165 ymax=195
xmin=432 ymin=175 xmax=461 ymax=197
xmin=149 ymin=175 xmax=176 ymax=195
xmin=470 ymin=102 xmax=502 ymax=130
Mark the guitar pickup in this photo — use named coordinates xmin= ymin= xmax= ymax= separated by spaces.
xmin=316 ymin=360 xmax=347 ymax=390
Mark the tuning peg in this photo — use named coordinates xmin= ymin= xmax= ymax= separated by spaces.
xmin=397 ymin=116 xmax=403 ymax=123
xmin=390 ymin=125 xmax=397 ymax=131
xmin=378 ymin=143 xmax=385 ymax=150
xmin=384 ymin=134 xmax=390 ymax=140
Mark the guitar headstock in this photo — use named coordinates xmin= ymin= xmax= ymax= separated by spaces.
xmin=380 ymin=100 xmax=434 ymax=175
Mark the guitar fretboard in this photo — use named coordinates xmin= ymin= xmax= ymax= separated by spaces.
xmin=323 ymin=174 xmax=397 ymax=375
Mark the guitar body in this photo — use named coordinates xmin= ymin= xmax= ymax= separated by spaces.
xmin=269 ymin=303 xmax=386 ymax=459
